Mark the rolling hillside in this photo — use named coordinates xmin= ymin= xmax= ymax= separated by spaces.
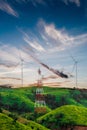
xmin=0 ymin=113 xmax=32 ymax=130
xmin=0 ymin=86 xmax=87 ymax=130
xmin=0 ymin=113 xmax=50 ymax=130
xmin=0 ymin=87 xmax=87 ymax=115
xmin=37 ymin=105 xmax=87 ymax=130
xmin=0 ymin=87 xmax=51 ymax=113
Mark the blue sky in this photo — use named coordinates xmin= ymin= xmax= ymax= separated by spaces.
xmin=0 ymin=0 xmax=87 ymax=88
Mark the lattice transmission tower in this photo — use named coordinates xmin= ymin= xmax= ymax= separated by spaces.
xmin=34 ymin=68 xmax=46 ymax=113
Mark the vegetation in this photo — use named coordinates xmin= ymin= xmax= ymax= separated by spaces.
xmin=17 ymin=117 xmax=50 ymax=130
xmin=0 ymin=113 xmax=50 ymax=130
xmin=37 ymin=105 xmax=87 ymax=129
xmin=44 ymin=87 xmax=87 ymax=109
xmin=0 ymin=88 xmax=34 ymax=113
xmin=0 ymin=86 xmax=87 ymax=130
xmin=0 ymin=87 xmax=87 ymax=111
xmin=0 ymin=113 xmax=32 ymax=130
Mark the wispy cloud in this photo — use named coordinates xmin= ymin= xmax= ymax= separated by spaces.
xmin=0 ymin=67 xmax=34 ymax=75
xmin=24 ymin=37 xmax=45 ymax=52
xmin=0 ymin=0 xmax=18 ymax=17
xmin=63 ymin=0 xmax=80 ymax=7
xmin=0 ymin=77 xmax=21 ymax=80
xmin=31 ymin=0 xmax=46 ymax=6
xmin=37 ymin=19 xmax=87 ymax=53
xmin=19 ymin=19 xmax=87 ymax=61
xmin=22 ymin=44 xmax=69 ymax=78
xmin=43 ymin=80 xmax=71 ymax=87
xmin=42 ymin=75 xmax=58 ymax=81
xmin=0 ymin=61 xmax=19 ymax=68
xmin=15 ymin=0 xmax=46 ymax=6
xmin=15 ymin=0 xmax=80 ymax=7
xmin=0 ymin=43 xmax=32 ymax=69
xmin=20 ymin=29 xmax=45 ymax=52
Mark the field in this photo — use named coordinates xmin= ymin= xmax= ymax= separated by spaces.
xmin=0 ymin=86 xmax=87 ymax=130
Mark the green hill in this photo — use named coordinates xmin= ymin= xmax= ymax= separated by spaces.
xmin=0 ymin=87 xmax=87 ymax=130
xmin=0 ymin=90 xmax=34 ymax=113
xmin=1 ymin=87 xmax=87 ymax=109
xmin=44 ymin=87 xmax=87 ymax=109
xmin=0 ymin=87 xmax=51 ymax=113
xmin=0 ymin=113 xmax=50 ymax=130
xmin=32 ymin=86 xmax=87 ymax=108
xmin=37 ymin=105 xmax=87 ymax=129
xmin=0 ymin=87 xmax=87 ymax=121
xmin=0 ymin=113 xmax=32 ymax=130
xmin=17 ymin=116 xmax=50 ymax=130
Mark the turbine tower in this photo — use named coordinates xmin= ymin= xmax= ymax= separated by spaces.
xmin=18 ymin=49 xmax=24 ymax=87
xmin=70 ymin=54 xmax=78 ymax=88
xmin=21 ymin=58 xmax=24 ymax=87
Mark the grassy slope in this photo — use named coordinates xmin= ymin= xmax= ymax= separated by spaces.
xmin=44 ymin=87 xmax=87 ymax=107
xmin=37 ymin=105 xmax=87 ymax=129
xmin=0 ymin=87 xmax=87 ymax=113
xmin=0 ymin=87 xmax=87 ymax=129
xmin=0 ymin=113 xmax=50 ymax=130
xmin=0 ymin=87 xmax=51 ymax=112
xmin=17 ymin=87 xmax=87 ymax=107
xmin=0 ymin=113 xmax=32 ymax=130
xmin=18 ymin=117 xmax=50 ymax=130
xmin=1 ymin=90 xmax=34 ymax=112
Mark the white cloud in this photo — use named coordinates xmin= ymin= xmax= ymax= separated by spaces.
xmin=44 ymin=24 xmax=71 ymax=45
xmin=0 ymin=44 xmax=33 ymax=69
xmin=0 ymin=48 xmax=19 ymax=64
xmin=0 ymin=67 xmax=34 ymax=75
xmin=63 ymin=0 xmax=80 ymax=7
xmin=19 ymin=20 xmax=87 ymax=62
xmin=0 ymin=0 xmax=18 ymax=17
xmin=20 ymin=29 xmax=45 ymax=52
xmin=37 ymin=19 xmax=87 ymax=53
xmin=24 ymin=37 xmax=45 ymax=52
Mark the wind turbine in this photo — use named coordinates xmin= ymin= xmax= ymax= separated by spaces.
xmin=18 ymin=49 xmax=24 ymax=87
xmin=70 ymin=54 xmax=78 ymax=88
xmin=21 ymin=58 xmax=24 ymax=87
